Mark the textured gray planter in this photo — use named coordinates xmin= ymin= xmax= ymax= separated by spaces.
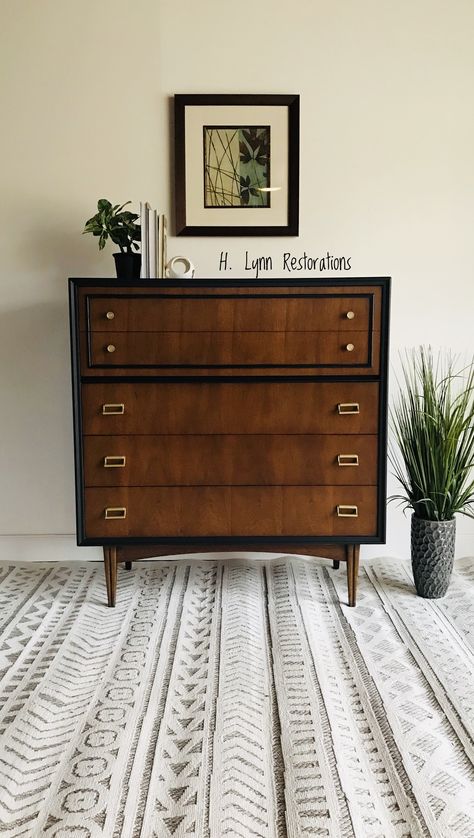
xmin=411 ymin=515 xmax=456 ymax=598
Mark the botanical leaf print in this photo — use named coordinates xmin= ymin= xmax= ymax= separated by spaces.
xmin=239 ymin=128 xmax=269 ymax=167
xmin=204 ymin=126 xmax=270 ymax=207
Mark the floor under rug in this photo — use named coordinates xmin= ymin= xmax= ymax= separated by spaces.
xmin=0 ymin=557 xmax=473 ymax=838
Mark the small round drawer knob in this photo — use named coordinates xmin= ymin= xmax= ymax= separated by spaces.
xmin=106 ymin=311 xmax=115 ymax=320
xmin=106 ymin=344 xmax=116 ymax=353
xmin=346 ymin=343 xmax=355 ymax=352
xmin=346 ymin=310 xmax=355 ymax=320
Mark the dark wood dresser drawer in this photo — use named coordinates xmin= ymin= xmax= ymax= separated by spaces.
xmin=88 ymin=329 xmax=372 ymax=369
xmin=83 ymin=434 xmax=378 ymax=487
xmin=82 ymin=381 xmax=379 ymax=435
xmin=84 ymin=486 xmax=378 ymax=538
xmin=86 ymin=294 xmax=376 ymax=333
xmin=80 ymin=288 xmax=382 ymax=376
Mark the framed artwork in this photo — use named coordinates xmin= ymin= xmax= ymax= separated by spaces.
xmin=174 ymin=94 xmax=300 ymax=236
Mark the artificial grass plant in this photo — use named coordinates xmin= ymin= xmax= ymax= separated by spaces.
xmin=390 ymin=347 xmax=474 ymax=521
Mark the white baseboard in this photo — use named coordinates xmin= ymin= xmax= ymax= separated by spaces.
xmin=453 ymin=533 xmax=474 ymax=560
xmin=0 ymin=535 xmax=102 ymax=563
xmin=0 ymin=535 xmax=470 ymax=564
xmin=0 ymin=535 xmax=398 ymax=564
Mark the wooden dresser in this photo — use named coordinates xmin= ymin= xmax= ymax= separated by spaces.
xmin=69 ymin=278 xmax=390 ymax=607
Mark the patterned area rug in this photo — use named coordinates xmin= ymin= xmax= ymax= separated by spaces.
xmin=0 ymin=557 xmax=473 ymax=838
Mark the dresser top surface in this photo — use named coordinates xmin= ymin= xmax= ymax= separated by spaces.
xmin=69 ymin=277 xmax=391 ymax=291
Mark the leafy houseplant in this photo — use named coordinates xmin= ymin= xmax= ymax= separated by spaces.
xmin=83 ymin=199 xmax=141 ymax=279
xmin=390 ymin=347 xmax=474 ymax=597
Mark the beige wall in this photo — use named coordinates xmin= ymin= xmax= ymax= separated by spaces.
xmin=1 ymin=0 xmax=473 ymax=559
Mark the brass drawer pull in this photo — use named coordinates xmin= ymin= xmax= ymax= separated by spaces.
xmin=104 ymin=456 xmax=126 ymax=468
xmin=105 ymin=507 xmax=127 ymax=519
xmin=346 ymin=310 xmax=355 ymax=319
xmin=337 ymin=454 xmax=359 ymax=467
xmin=337 ymin=402 xmax=360 ymax=415
xmin=106 ymin=311 xmax=115 ymax=320
xmin=106 ymin=344 xmax=116 ymax=353
xmin=337 ymin=505 xmax=359 ymax=518
xmin=102 ymin=403 xmax=125 ymax=415
xmin=345 ymin=343 xmax=355 ymax=352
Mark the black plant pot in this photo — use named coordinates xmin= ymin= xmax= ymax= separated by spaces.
xmin=411 ymin=515 xmax=456 ymax=598
xmin=113 ymin=252 xmax=141 ymax=280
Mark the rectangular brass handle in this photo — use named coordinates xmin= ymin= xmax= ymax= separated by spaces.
xmin=338 ymin=403 xmax=360 ymax=415
xmin=105 ymin=507 xmax=127 ymax=519
xmin=104 ymin=456 xmax=126 ymax=468
xmin=337 ymin=454 xmax=359 ymax=467
xmin=102 ymin=403 xmax=125 ymax=415
xmin=336 ymin=505 xmax=359 ymax=518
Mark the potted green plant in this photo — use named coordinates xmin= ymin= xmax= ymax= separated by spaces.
xmin=83 ymin=199 xmax=141 ymax=279
xmin=390 ymin=347 xmax=474 ymax=597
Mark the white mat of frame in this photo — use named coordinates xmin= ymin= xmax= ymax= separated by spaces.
xmin=0 ymin=556 xmax=473 ymax=838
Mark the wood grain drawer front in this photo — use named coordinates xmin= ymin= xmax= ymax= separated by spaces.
xmin=89 ymin=330 xmax=374 ymax=369
xmin=84 ymin=486 xmax=378 ymax=538
xmin=83 ymin=434 xmax=378 ymax=487
xmin=86 ymin=294 xmax=375 ymax=333
xmin=82 ymin=382 xmax=379 ymax=435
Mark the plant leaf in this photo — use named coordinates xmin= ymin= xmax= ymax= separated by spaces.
xmin=82 ymin=198 xmax=140 ymax=254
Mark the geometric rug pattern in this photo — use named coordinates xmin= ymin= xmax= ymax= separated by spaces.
xmin=0 ymin=556 xmax=473 ymax=837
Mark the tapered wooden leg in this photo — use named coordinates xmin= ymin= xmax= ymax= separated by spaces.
xmin=332 ymin=560 xmax=340 ymax=569
xmin=103 ymin=546 xmax=117 ymax=607
xmin=346 ymin=544 xmax=360 ymax=607
xmin=125 ymin=561 xmax=132 ymax=570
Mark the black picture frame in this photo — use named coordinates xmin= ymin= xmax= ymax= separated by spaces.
xmin=175 ymin=94 xmax=300 ymax=237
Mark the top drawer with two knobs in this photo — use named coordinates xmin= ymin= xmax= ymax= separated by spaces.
xmin=79 ymin=287 xmax=382 ymax=375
